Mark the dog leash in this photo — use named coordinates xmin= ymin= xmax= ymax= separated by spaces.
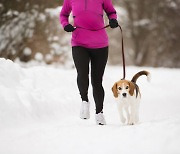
xmin=75 ymin=24 xmax=126 ymax=80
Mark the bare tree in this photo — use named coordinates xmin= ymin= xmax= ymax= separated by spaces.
xmin=0 ymin=0 xmax=63 ymax=62
xmin=121 ymin=0 xmax=180 ymax=67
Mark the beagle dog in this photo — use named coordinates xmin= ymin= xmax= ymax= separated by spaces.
xmin=112 ymin=71 xmax=150 ymax=125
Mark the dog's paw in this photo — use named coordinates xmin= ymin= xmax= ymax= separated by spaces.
xmin=128 ymin=119 xmax=135 ymax=125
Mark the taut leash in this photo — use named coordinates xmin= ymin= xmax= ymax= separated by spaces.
xmin=75 ymin=24 xmax=126 ymax=80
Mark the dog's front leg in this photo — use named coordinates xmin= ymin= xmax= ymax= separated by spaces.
xmin=124 ymin=106 xmax=130 ymax=124
xmin=135 ymin=103 xmax=140 ymax=123
xmin=129 ymin=104 xmax=136 ymax=125
xmin=117 ymin=103 xmax=126 ymax=124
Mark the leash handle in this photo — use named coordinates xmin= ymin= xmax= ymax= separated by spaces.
xmin=75 ymin=24 xmax=126 ymax=80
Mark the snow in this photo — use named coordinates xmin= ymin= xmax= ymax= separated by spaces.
xmin=0 ymin=58 xmax=180 ymax=154
xmin=50 ymin=42 xmax=62 ymax=55
xmin=23 ymin=47 xmax=32 ymax=56
xmin=0 ymin=9 xmax=37 ymax=52
xmin=115 ymin=6 xmax=128 ymax=22
xmin=133 ymin=19 xmax=151 ymax=27
xmin=45 ymin=54 xmax=53 ymax=62
xmin=45 ymin=7 xmax=62 ymax=17
xmin=34 ymin=52 xmax=43 ymax=61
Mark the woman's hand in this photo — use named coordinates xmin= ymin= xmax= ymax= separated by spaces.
xmin=64 ymin=24 xmax=76 ymax=32
xmin=109 ymin=19 xmax=118 ymax=28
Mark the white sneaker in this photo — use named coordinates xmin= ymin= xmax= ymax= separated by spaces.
xmin=95 ymin=112 xmax=106 ymax=125
xmin=80 ymin=101 xmax=90 ymax=119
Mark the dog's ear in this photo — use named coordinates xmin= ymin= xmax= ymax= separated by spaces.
xmin=112 ymin=82 xmax=118 ymax=98
xmin=129 ymin=82 xmax=135 ymax=96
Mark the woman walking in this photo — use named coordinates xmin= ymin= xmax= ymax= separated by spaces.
xmin=60 ymin=0 xmax=118 ymax=125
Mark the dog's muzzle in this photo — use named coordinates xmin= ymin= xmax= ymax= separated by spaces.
xmin=122 ymin=93 xmax=127 ymax=97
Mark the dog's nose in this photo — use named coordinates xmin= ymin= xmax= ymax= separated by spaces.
xmin=122 ymin=93 xmax=127 ymax=97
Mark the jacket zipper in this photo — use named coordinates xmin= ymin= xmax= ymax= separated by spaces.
xmin=85 ymin=0 xmax=87 ymax=10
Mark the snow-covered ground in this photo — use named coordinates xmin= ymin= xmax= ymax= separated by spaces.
xmin=0 ymin=58 xmax=180 ymax=154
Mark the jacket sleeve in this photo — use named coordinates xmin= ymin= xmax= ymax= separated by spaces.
xmin=103 ymin=0 xmax=117 ymax=20
xmin=59 ymin=0 xmax=72 ymax=28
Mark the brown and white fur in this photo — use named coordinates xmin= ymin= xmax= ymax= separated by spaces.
xmin=112 ymin=71 xmax=150 ymax=125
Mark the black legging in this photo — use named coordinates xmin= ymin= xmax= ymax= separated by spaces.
xmin=72 ymin=46 xmax=108 ymax=114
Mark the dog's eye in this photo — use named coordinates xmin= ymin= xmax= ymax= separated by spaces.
xmin=126 ymin=86 xmax=129 ymax=89
xmin=118 ymin=87 xmax=122 ymax=90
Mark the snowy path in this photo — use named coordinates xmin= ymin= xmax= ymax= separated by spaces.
xmin=0 ymin=58 xmax=180 ymax=154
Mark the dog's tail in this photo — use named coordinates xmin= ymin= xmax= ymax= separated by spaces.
xmin=131 ymin=70 xmax=151 ymax=83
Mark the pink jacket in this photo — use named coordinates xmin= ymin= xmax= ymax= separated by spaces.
xmin=60 ymin=0 xmax=117 ymax=48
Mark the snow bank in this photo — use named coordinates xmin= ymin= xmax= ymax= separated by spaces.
xmin=0 ymin=58 xmax=78 ymax=128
